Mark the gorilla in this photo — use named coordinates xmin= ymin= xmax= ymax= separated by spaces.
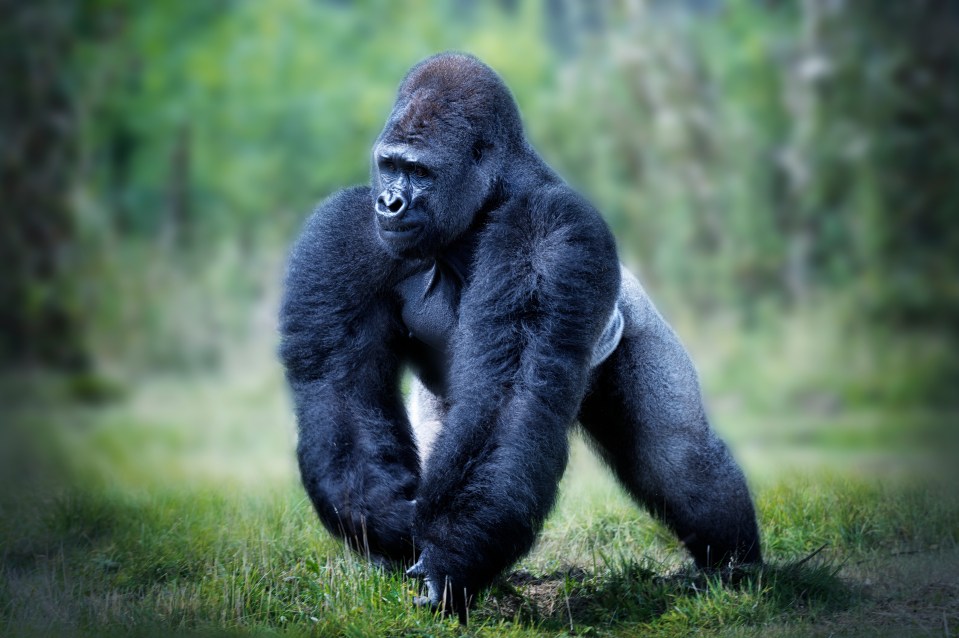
xmin=279 ymin=52 xmax=761 ymax=621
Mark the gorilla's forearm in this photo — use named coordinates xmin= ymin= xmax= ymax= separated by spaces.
xmin=410 ymin=195 xmax=621 ymax=613
xmin=280 ymin=188 xmax=422 ymax=563
xmin=292 ymin=379 xmax=419 ymax=562
xmin=411 ymin=386 xmax=575 ymax=614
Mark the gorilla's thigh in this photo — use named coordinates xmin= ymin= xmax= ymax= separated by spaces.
xmin=579 ymin=282 xmax=710 ymax=508
xmin=407 ymin=376 xmax=448 ymax=469
xmin=578 ymin=267 xmax=760 ymax=566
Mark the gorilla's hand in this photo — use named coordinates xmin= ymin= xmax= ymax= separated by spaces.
xmin=361 ymin=496 xmax=418 ymax=567
xmin=405 ymin=551 xmax=437 ymax=603
xmin=406 ymin=546 xmax=470 ymax=624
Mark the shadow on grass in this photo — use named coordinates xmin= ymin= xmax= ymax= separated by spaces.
xmin=475 ymin=555 xmax=855 ymax=633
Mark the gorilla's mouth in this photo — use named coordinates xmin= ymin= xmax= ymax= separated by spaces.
xmin=378 ymin=222 xmax=422 ymax=243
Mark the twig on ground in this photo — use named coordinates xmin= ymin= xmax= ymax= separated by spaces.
xmin=793 ymin=543 xmax=829 ymax=568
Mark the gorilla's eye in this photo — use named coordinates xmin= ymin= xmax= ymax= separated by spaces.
xmin=412 ymin=165 xmax=430 ymax=179
xmin=381 ymin=159 xmax=396 ymax=172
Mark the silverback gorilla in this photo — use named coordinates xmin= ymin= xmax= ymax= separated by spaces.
xmin=279 ymin=52 xmax=761 ymax=621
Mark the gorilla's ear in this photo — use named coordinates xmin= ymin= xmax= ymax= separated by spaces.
xmin=472 ymin=139 xmax=494 ymax=165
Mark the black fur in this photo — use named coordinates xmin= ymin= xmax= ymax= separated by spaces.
xmin=279 ymin=52 xmax=760 ymax=622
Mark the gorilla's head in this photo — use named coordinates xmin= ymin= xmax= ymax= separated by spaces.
xmin=371 ymin=53 xmax=524 ymax=258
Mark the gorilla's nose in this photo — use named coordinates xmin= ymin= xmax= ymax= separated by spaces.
xmin=376 ymin=191 xmax=408 ymax=217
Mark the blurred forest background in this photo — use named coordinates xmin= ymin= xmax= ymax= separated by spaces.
xmin=3 ymin=0 xmax=958 ymax=493
xmin=2 ymin=0 xmax=959 ymax=634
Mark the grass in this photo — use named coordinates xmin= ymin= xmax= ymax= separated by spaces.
xmin=1 ymin=306 xmax=957 ymax=636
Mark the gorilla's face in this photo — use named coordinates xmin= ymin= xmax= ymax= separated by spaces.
xmin=371 ymin=136 xmax=489 ymax=259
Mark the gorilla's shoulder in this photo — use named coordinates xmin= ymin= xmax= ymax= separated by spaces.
xmin=286 ymin=185 xmax=397 ymax=295
xmin=299 ymin=186 xmax=374 ymax=247
xmin=291 ymin=186 xmax=383 ymax=265
xmin=491 ymin=182 xmax=618 ymax=264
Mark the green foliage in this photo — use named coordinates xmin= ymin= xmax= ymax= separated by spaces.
xmin=6 ymin=0 xmax=958 ymax=372
xmin=72 ymin=0 xmax=552 ymax=243
xmin=532 ymin=0 xmax=959 ymax=323
xmin=56 ymin=0 xmax=958 ymax=376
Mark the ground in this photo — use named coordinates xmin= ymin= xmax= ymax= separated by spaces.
xmin=1 ymin=306 xmax=956 ymax=637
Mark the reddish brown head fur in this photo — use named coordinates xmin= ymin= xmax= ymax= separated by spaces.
xmin=382 ymin=53 xmax=523 ymax=147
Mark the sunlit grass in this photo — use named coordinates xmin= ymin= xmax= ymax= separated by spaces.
xmin=3 ymin=419 xmax=953 ymax=637
xmin=2 ymin=302 xmax=956 ymax=636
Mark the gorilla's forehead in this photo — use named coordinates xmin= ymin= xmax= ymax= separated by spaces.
xmin=374 ymin=143 xmax=425 ymax=163
xmin=382 ymin=93 xmax=471 ymax=145
xmin=398 ymin=89 xmax=447 ymax=130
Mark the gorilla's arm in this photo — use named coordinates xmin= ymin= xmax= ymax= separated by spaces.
xmin=412 ymin=189 xmax=620 ymax=611
xmin=279 ymin=187 xmax=420 ymax=563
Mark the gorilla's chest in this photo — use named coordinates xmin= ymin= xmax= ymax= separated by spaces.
xmin=396 ymin=258 xmax=465 ymax=354
xmin=395 ymin=233 xmax=479 ymax=390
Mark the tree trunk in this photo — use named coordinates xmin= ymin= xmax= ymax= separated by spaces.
xmin=0 ymin=1 xmax=87 ymax=369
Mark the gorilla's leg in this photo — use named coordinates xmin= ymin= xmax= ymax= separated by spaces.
xmin=578 ymin=267 xmax=761 ymax=568
xmin=407 ymin=376 xmax=448 ymax=470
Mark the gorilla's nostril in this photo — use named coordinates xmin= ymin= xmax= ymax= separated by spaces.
xmin=377 ymin=192 xmax=407 ymax=216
